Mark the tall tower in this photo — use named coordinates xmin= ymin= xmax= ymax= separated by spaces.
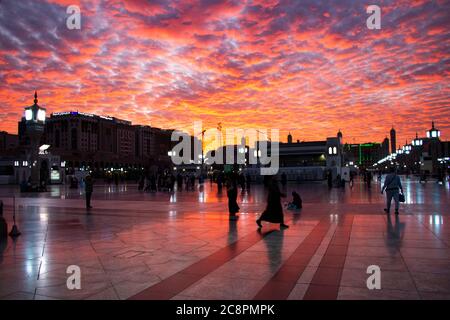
xmin=382 ymin=137 xmax=389 ymax=157
xmin=287 ymin=132 xmax=292 ymax=144
xmin=390 ymin=127 xmax=396 ymax=154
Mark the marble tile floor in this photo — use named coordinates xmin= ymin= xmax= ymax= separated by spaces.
xmin=0 ymin=179 xmax=449 ymax=300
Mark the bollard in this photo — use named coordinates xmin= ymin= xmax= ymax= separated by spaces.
xmin=9 ymin=196 xmax=21 ymax=238
xmin=0 ymin=200 xmax=8 ymax=240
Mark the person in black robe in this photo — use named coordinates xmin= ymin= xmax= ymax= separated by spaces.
xmin=366 ymin=171 xmax=372 ymax=189
xmin=85 ymin=175 xmax=94 ymax=209
xmin=138 ymin=175 xmax=145 ymax=191
xmin=217 ymin=172 xmax=223 ymax=191
xmin=257 ymin=178 xmax=289 ymax=229
xmin=227 ymin=178 xmax=239 ymax=220
xmin=150 ymin=175 xmax=157 ymax=192
xmin=177 ymin=173 xmax=183 ymax=191
xmin=245 ymin=173 xmax=251 ymax=190
xmin=288 ymin=191 xmax=302 ymax=210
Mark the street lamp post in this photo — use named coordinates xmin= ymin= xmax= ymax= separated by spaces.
xmin=24 ymin=91 xmax=46 ymax=190
xmin=196 ymin=129 xmax=206 ymax=181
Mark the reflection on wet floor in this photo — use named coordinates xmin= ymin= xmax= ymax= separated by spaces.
xmin=1 ymin=176 xmax=448 ymax=205
xmin=0 ymin=176 xmax=449 ymax=300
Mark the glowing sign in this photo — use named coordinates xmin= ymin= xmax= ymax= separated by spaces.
xmin=52 ymin=112 xmax=71 ymax=116
xmin=78 ymin=112 xmax=94 ymax=117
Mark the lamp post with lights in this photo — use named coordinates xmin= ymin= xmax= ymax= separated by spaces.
xmin=412 ymin=132 xmax=423 ymax=147
xmin=426 ymin=121 xmax=441 ymax=139
xmin=24 ymin=91 xmax=46 ymax=189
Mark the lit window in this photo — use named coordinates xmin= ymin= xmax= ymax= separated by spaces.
xmin=333 ymin=147 xmax=337 ymax=155
xmin=328 ymin=147 xmax=333 ymax=155
xmin=14 ymin=161 xmax=19 ymax=167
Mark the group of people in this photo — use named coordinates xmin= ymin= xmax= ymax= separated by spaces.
xmin=256 ymin=178 xmax=302 ymax=230
xmin=138 ymin=172 xmax=200 ymax=193
xmin=327 ymin=170 xmax=350 ymax=188
xmin=328 ymin=169 xmax=382 ymax=190
xmin=225 ymin=173 xmax=303 ymax=230
xmin=83 ymin=169 xmax=306 ymax=229
xmin=216 ymin=172 xmax=251 ymax=191
xmin=82 ymin=167 xmax=408 ymax=225
xmin=138 ymin=172 xmax=175 ymax=192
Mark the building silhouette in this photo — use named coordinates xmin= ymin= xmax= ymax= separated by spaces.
xmin=43 ymin=111 xmax=175 ymax=170
xmin=390 ymin=126 xmax=396 ymax=154
xmin=382 ymin=137 xmax=390 ymax=157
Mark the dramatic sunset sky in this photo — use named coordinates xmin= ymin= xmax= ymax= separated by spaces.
xmin=0 ymin=0 xmax=449 ymax=146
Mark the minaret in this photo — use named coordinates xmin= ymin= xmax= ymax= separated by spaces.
xmin=427 ymin=121 xmax=440 ymax=139
xmin=390 ymin=126 xmax=396 ymax=154
xmin=382 ymin=136 xmax=389 ymax=157
xmin=34 ymin=90 xmax=38 ymax=104
xmin=287 ymin=132 xmax=292 ymax=144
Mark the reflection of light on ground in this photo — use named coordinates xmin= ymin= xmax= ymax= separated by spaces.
xmin=429 ymin=214 xmax=443 ymax=225
xmin=38 ymin=258 xmax=49 ymax=274
xmin=1 ymin=176 xmax=449 ymax=301
xmin=198 ymin=192 xmax=205 ymax=203
xmin=329 ymin=190 xmax=339 ymax=204
xmin=330 ymin=214 xmax=339 ymax=222
xmin=50 ymin=188 xmax=60 ymax=197
xmin=241 ymin=194 xmax=249 ymax=204
xmin=39 ymin=206 xmax=48 ymax=222
xmin=169 ymin=210 xmax=177 ymax=217
xmin=25 ymin=260 xmax=33 ymax=276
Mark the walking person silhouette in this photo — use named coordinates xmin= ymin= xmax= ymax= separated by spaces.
xmin=227 ymin=177 xmax=240 ymax=221
xmin=382 ymin=167 xmax=404 ymax=215
xmin=257 ymin=177 xmax=289 ymax=229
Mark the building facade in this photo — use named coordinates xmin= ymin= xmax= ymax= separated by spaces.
xmin=42 ymin=111 xmax=175 ymax=170
xmin=0 ymin=131 xmax=18 ymax=152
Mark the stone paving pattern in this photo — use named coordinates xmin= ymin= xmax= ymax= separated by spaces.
xmin=0 ymin=177 xmax=449 ymax=300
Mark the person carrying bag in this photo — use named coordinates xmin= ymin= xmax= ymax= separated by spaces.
xmin=381 ymin=168 xmax=404 ymax=215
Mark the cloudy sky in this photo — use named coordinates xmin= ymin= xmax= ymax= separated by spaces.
xmin=0 ymin=0 xmax=449 ymax=146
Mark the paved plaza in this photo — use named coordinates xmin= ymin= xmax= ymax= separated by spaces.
xmin=0 ymin=177 xmax=449 ymax=300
